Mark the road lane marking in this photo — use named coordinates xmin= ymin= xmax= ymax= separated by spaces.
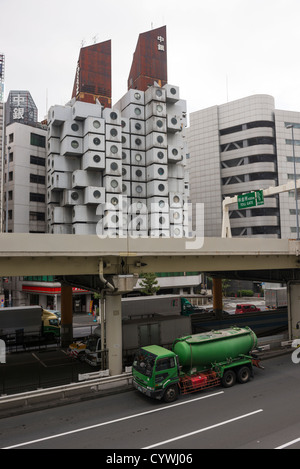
xmin=2 ymin=391 xmax=224 ymax=449
xmin=275 ymin=437 xmax=300 ymax=449
xmin=143 ymin=409 xmax=264 ymax=449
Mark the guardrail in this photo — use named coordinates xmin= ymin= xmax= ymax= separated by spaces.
xmin=0 ymin=372 xmax=133 ymax=419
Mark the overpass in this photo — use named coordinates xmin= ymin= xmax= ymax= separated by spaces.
xmin=1 ymin=233 xmax=300 ymax=374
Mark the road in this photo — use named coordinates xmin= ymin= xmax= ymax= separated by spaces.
xmin=0 ymin=353 xmax=299 ymax=451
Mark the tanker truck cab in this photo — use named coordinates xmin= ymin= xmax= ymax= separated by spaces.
xmin=132 ymin=345 xmax=180 ymax=402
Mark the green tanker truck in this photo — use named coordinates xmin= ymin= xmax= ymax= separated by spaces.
xmin=132 ymin=326 xmax=262 ymax=403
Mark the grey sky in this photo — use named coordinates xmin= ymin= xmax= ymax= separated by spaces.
xmin=2 ymin=0 xmax=300 ymax=120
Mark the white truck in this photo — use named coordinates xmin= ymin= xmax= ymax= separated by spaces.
xmin=265 ymin=287 xmax=287 ymax=309
xmin=69 ymin=314 xmax=192 ymax=367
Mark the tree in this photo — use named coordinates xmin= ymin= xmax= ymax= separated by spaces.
xmin=140 ymin=273 xmax=160 ymax=296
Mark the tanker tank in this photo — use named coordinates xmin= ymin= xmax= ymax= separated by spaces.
xmin=172 ymin=326 xmax=257 ymax=373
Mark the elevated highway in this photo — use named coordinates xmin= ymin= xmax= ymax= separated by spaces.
xmin=1 ymin=233 xmax=300 ymax=375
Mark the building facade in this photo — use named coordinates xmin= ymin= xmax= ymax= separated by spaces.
xmin=187 ymin=94 xmax=300 ymax=240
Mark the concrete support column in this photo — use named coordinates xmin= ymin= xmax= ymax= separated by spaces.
xmin=287 ymin=281 xmax=300 ymax=340
xmin=213 ymin=278 xmax=223 ymax=320
xmin=61 ymin=285 xmax=73 ymax=347
xmin=106 ymin=293 xmax=122 ymax=376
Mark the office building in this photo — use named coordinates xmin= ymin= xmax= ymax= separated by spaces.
xmin=186 ymin=94 xmax=300 ymax=239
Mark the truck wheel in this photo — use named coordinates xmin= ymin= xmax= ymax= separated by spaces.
xmin=237 ymin=366 xmax=251 ymax=384
xmin=163 ymin=385 xmax=178 ymax=403
xmin=221 ymin=369 xmax=236 ymax=388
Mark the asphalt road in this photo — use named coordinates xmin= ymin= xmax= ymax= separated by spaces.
xmin=1 ymin=353 xmax=299 ymax=451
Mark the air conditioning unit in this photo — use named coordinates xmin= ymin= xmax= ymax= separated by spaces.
xmin=147 ymin=196 xmax=169 ymax=213
xmin=47 ymin=137 xmax=60 ymax=155
xmin=167 ymin=114 xmax=182 ymax=133
xmin=106 ymin=141 xmax=122 ymax=159
xmin=145 ymin=86 xmax=166 ymax=104
xmin=105 ymin=158 xmax=122 ymax=177
xmin=50 ymin=224 xmax=72 ymax=235
xmin=103 ymin=193 xmax=126 ymax=212
xmin=146 ymin=164 xmax=168 ymax=181
xmin=121 ymin=133 xmax=130 ymax=149
xmin=47 ymin=189 xmax=61 ymax=204
xmin=83 ymin=117 xmax=105 ymax=136
xmin=102 ymin=107 xmax=121 ymax=126
xmin=163 ymin=84 xmax=180 ymax=103
xmin=48 ymin=105 xmax=72 ymax=126
xmin=146 ymin=132 xmax=167 ymax=151
xmin=72 ymin=170 xmax=102 ymax=188
xmin=49 ymin=155 xmax=81 ymax=173
xmin=119 ymin=89 xmax=145 ymax=109
xmin=61 ymin=189 xmax=84 ymax=206
xmin=50 ymin=206 xmax=72 ymax=224
xmin=130 ymin=119 xmax=146 ymax=135
xmin=121 ymin=149 xmax=131 ymax=164
xmin=131 ymin=182 xmax=146 ymax=198
xmin=72 ymin=101 xmax=102 ymax=121
xmin=81 ymin=151 xmax=105 ymax=171
xmin=60 ymin=136 xmax=83 ymax=156
xmin=147 ymin=180 xmax=168 ymax=197
xmin=61 ymin=120 xmax=83 ymax=139
xmin=168 ymin=178 xmax=184 ymax=192
xmin=169 ymin=208 xmax=183 ymax=224
xmin=170 ymin=225 xmax=184 ymax=238
xmin=167 ymin=100 xmax=187 ymax=127
xmin=130 ymin=198 xmax=148 ymax=215
xmin=72 ymin=205 xmax=100 ymax=223
xmin=72 ymin=223 xmax=97 ymax=235
xmin=146 ymin=148 xmax=167 ymax=165
xmin=83 ymin=133 xmax=105 ymax=153
xmin=105 ymin=124 xmax=122 ymax=142
xmin=128 ymin=214 xmax=148 ymax=233
xmin=130 ymin=135 xmax=146 ymax=151
xmin=145 ymin=116 xmax=167 ymax=135
xmin=149 ymin=212 xmax=170 ymax=229
xmin=168 ymin=146 xmax=183 ymax=163
xmin=121 ymin=181 xmax=131 ymax=197
xmin=121 ymin=117 xmax=130 ymax=133
xmin=131 ymin=166 xmax=146 ymax=182
xmin=47 ymin=123 xmax=61 ymax=139
xmin=49 ymin=171 xmax=72 ymax=191
xmin=131 ymin=150 xmax=146 ymax=166
xmin=145 ymin=101 xmax=166 ymax=120
xmin=103 ymin=175 xmax=122 ymax=193
xmin=121 ymin=104 xmax=145 ymax=120
xmin=84 ymin=186 xmax=106 ymax=204
xmin=168 ymin=163 xmax=185 ymax=179
xmin=169 ymin=192 xmax=184 ymax=208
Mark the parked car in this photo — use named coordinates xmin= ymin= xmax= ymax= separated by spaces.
xmin=235 ymin=304 xmax=261 ymax=314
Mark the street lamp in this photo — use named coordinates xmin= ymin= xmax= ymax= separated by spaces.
xmin=286 ymin=124 xmax=299 ymax=240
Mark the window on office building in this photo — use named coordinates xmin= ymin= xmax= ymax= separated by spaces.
xmin=30 ymin=133 xmax=46 ymax=148
xmin=30 ymin=192 xmax=45 ymax=203
xmin=30 ymin=174 xmax=45 ymax=185
xmin=30 ymin=155 xmax=45 ymax=166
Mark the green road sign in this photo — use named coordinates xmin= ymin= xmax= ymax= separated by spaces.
xmin=256 ymin=189 xmax=264 ymax=206
xmin=237 ymin=190 xmax=264 ymax=210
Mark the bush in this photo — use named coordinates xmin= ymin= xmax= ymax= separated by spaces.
xmin=237 ymin=290 xmax=254 ymax=297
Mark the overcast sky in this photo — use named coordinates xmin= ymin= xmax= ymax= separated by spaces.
xmin=2 ymin=0 xmax=300 ymax=121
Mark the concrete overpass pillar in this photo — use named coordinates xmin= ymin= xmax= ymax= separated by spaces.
xmin=61 ymin=285 xmax=73 ymax=347
xmin=287 ymin=281 xmax=300 ymax=341
xmin=105 ymin=293 xmax=122 ymax=376
xmin=213 ymin=278 xmax=223 ymax=320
